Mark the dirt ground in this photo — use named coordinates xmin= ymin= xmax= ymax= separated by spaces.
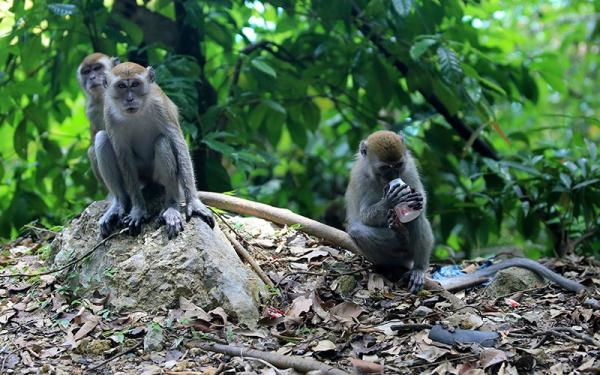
xmin=1 ymin=217 xmax=599 ymax=374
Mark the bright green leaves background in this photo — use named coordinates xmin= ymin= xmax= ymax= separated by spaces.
xmin=0 ymin=0 xmax=598 ymax=258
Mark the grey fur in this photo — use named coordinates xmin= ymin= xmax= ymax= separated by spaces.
xmin=345 ymin=138 xmax=434 ymax=292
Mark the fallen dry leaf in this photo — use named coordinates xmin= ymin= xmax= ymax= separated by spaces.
xmin=480 ymin=347 xmax=508 ymax=369
xmin=73 ymin=315 xmax=101 ymax=341
xmin=285 ymin=295 xmax=313 ymax=321
xmin=330 ymin=301 xmax=364 ymax=321
xmin=312 ymin=340 xmax=336 ymax=352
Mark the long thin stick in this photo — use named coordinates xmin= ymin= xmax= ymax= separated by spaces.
xmin=218 ymin=220 xmax=275 ymax=288
xmin=194 ymin=342 xmax=349 ymax=375
xmin=88 ymin=340 xmax=143 ymax=371
xmin=0 ymin=229 xmax=127 ymax=278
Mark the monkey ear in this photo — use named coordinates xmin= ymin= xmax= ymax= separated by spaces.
xmin=359 ymin=140 xmax=367 ymax=157
xmin=111 ymin=57 xmax=120 ymax=67
xmin=146 ymin=66 xmax=156 ymax=83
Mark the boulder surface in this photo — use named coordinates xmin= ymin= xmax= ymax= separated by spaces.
xmin=51 ymin=200 xmax=264 ymax=328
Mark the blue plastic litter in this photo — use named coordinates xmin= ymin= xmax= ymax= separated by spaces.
xmin=431 ymin=260 xmax=495 ymax=283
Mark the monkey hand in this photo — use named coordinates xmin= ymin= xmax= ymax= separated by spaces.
xmin=122 ymin=206 xmax=149 ymax=236
xmin=399 ymin=189 xmax=424 ymax=210
xmin=408 ymin=269 xmax=426 ymax=293
xmin=187 ymin=198 xmax=215 ymax=228
xmin=99 ymin=201 xmax=126 ymax=238
xmin=383 ymin=179 xmax=410 ymax=208
xmin=159 ymin=207 xmax=184 ymax=240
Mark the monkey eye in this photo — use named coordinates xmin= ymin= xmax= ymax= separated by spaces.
xmin=82 ymin=69 xmax=91 ymax=75
xmin=93 ymin=65 xmax=102 ymax=71
xmin=117 ymin=82 xmax=127 ymax=89
xmin=131 ymin=81 xmax=140 ymax=88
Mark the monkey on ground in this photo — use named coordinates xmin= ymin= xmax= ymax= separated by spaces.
xmin=77 ymin=53 xmax=120 ymax=183
xmin=345 ymin=130 xmax=433 ymax=293
xmin=95 ymin=62 xmax=214 ymax=238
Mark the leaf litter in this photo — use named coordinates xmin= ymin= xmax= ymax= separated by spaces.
xmin=0 ymin=218 xmax=599 ymax=374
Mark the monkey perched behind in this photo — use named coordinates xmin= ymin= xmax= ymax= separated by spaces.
xmin=77 ymin=53 xmax=120 ymax=183
xmin=345 ymin=130 xmax=434 ymax=292
xmin=96 ymin=62 xmax=214 ymax=238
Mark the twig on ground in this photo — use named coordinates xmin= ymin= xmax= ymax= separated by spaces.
xmin=193 ymin=342 xmax=350 ymax=375
xmin=408 ymin=354 xmax=479 ymax=370
xmin=213 ymin=212 xmax=275 ymax=288
xmin=275 ymin=267 xmax=370 ymax=288
xmin=88 ymin=340 xmax=143 ymax=372
xmin=510 ymin=327 xmax=600 ymax=347
xmin=390 ymin=323 xmax=433 ymax=332
xmin=0 ymin=229 xmax=127 ymax=278
xmin=551 ymin=327 xmax=600 ymax=347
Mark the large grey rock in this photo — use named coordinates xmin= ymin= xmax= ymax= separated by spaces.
xmin=482 ymin=267 xmax=545 ymax=299
xmin=51 ymin=201 xmax=264 ymax=328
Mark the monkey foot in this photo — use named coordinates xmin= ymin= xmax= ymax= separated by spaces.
xmin=408 ymin=269 xmax=425 ymax=293
xmin=121 ymin=207 xmax=149 ymax=237
xmin=99 ymin=202 xmax=126 ymax=238
xmin=159 ymin=207 xmax=184 ymax=240
xmin=186 ymin=198 xmax=215 ymax=228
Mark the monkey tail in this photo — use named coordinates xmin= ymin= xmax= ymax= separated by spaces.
xmin=443 ymin=258 xmax=585 ymax=293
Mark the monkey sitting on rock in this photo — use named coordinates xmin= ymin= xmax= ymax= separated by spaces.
xmin=77 ymin=53 xmax=120 ymax=185
xmin=92 ymin=61 xmax=214 ymax=239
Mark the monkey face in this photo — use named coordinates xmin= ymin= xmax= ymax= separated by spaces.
xmin=79 ymin=62 xmax=109 ymax=94
xmin=110 ymin=78 xmax=148 ymax=114
xmin=373 ymin=160 xmax=404 ymax=185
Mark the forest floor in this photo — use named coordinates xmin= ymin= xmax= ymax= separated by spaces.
xmin=1 ymin=216 xmax=599 ymax=374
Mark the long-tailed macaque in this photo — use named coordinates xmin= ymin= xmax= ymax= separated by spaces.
xmin=345 ymin=130 xmax=434 ymax=292
xmin=96 ymin=62 xmax=214 ymax=238
xmin=77 ymin=53 xmax=120 ymax=183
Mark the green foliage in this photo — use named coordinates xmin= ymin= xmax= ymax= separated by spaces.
xmin=0 ymin=0 xmax=598 ymax=257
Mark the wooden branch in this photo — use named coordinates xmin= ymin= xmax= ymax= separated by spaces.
xmin=193 ymin=342 xmax=350 ymax=375
xmin=215 ymin=214 xmax=275 ymax=288
xmin=198 ymin=192 xmax=362 ymax=255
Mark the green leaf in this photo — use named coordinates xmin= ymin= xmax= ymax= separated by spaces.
xmin=14 ymin=120 xmax=28 ymax=160
xmin=202 ymin=138 xmax=236 ymax=156
xmin=302 ymin=100 xmax=321 ymax=131
xmin=573 ymin=179 xmax=599 ymax=190
xmin=392 ymin=0 xmax=413 ymax=17
xmin=585 ymin=139 xmax=597 ymax=160
xmin=559 ymin=173 xmax=572 ymax=189
xmin=463 ymin=76 xmax=482 ymax=103
xmin=251 ymin=59 xmax=277 ymax=78
xmin=263 ymin=99 xmax=286 ymax=115
xmin=48 ymin=3 xmax=77 ymax=16
xmin=437 ymin=46 xmax=462 ymax=84
xmin=410 ymin=37 xmax=438 ymax=61
xmin=248 ymin=102 xmax=268 ymax=129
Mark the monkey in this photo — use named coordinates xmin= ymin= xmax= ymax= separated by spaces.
xmin=195 ymin=192 xmax=586 ymax=293
xmin=344 ymin=130 xmax=433 ymax=293
xmin=96 ymin=62 xmax=215 ymax=239
xmin=77 ymin=52 xmax=120 ymax=183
